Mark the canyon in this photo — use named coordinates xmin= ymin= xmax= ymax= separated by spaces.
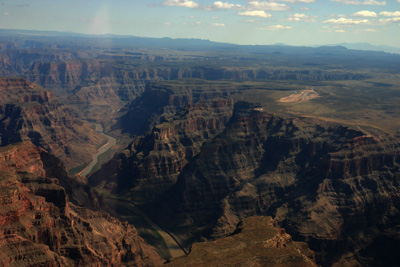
xmin=150 ymin=103 xmax=400 ymax=266
xmin=0 ymin=142 xmax=163 ymax=266
xmin=0 ymin=31 xmax=400 ymax=266
xmin=89 ymin=80 xmax=400 ymax=266
xmin=0 ymin=77 xmax=107 ymax=171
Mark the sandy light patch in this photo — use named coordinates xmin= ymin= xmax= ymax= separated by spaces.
xmin=279 ymin=88 xmax=319 ymax=103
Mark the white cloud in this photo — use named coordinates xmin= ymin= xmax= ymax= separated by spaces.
xmin=163 ymin=0 xmax=199 ymax=8
xmin=247 ymin=1 xmax=290 ymax=11
xmin=379 ymin=17 xmax=400 ymax=23
xmin=211 ymin=23 xmax=226 ymax=27
xmin=239 ymin=10 xmax=272 ymax=18
xmin=3 ymin=12 xmax=9 ymax=16
xmin=323 ymin=18 xmax=369 ymax=24
xmin=352 ymin=10 xmax=377 ymax=17
xmin=164 ymin=22 xmax=171 ymax=26
xmin=257 ymin=24 xmax=293 ymax=30
xmin=300 ymin=7 xmax=310 ymax=11
xmin=380 ymin=11 xmax=400 ymax=17
xmin=212 ymin=16 xmax=220 ymax=19
xmin=363 ymin=28 xmax=377 ymax=31
xmin=336 ymin=29 xmax=346 ymax=32
xmin=287 ymin=13 xmax=317 ymax=22
xmin=330 ymin=0 xmax=386 ymax=5
xmin=208 ymin=1 xmax=242 ymax=10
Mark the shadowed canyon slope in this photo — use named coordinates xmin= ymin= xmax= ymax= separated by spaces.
xmin=0 ymin=77 xmax=107 ymax=170
xmin=151 ymin=103 xmax=400 ymax=266
xmin=90 ymin=82 xmax=234 ymax=204
xmin=0 ymin=142 xmax=163 ymax=266
xmin=88 ymin=79 xmax=400 ymax=266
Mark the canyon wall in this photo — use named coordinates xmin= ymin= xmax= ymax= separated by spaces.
xmin=90 ymin=83 xmax=234 ymax=204
xmin=0 ymin=142 xmax=163 ymax=266
xmin=151 ymin=102 xmax=400 ymax=266
xmin=0 ymin=77 xmax=107 ymax=170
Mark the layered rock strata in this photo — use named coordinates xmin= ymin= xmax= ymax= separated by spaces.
xmin=0 ymin=142 xmax=163 ymax=267
xmin=24 ymin=59 xmax=368 ymax=125
xmin=151 ymin=102 xmax=400 ymax=266
xmin=90 ymin=85 xmax=234 ymax=204
xmin=0 ymin=77 xmax=107 ymax=170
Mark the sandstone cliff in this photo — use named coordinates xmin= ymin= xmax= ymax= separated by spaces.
xmin=0 ymin=77 xmax=107 ymax=170
xmin=0 ymin=142 xmax=163 ymax=266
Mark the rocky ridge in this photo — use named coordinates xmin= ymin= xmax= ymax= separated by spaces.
xmin=0 ymin=77 xmax=107 ymax=170
xmin=90 ymin=83 xmax=234 ymax=204
xmin=150 ymin=102 xmax=400 ymax=266
xmin=23 ymin=59 xmax=368 ymax=126
xmin=0 ymin=142 xmax=163 ymax=266
xmin=0 ymin=48 xmax=97 ymax=76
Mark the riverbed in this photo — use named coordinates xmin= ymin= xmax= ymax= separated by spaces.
xmin=78 ymin=124 xmax=117 ymax=176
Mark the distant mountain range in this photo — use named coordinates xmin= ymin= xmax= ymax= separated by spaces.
xmin=1 ymin=28 xmax=399 ymax=55
xmin=317 ymin=42 xmax=400 ymax=54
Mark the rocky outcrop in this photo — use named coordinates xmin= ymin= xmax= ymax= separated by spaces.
xmin=166 ymin=216 xmax=317 ymax=267
xmin=90 ymin=84 xmax=234 ymax=204
xmin=0 ymin=142 xmax=163 ymax=267
xmin=151 ymin=102 xmax=400 ymax=266
xmin=0 ymin=141 xmax=101 ymax=210
xmin=0 ymin=77 xmax=107 ymax=170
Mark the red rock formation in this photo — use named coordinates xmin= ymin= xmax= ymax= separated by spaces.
xmin=0 ymin=77 xmax=107 ymax=170
xmin=0 ymin=142 xmax=163 ymax=266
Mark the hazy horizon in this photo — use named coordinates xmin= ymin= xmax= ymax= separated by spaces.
xmin=1 ymin=0 xmax=400 ymax=48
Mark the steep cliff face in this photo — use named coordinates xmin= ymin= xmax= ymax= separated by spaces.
xmin=0 ymin=142 xmax=163 ymax=267
xmin=167 ymin=216 xmax=317 ymax=267
xmin=151 ymin=102 xmax=400 ymax=266
xmin=0 ymin=77 xmax=107 ymax=170
xmin=117 ymin=82 xmax=232 ymax=135
xmin=25 ymin=61 xmax=175 ymax=124
xmin=26 ymin=61 xmax=368 ymax=97
xmin=90 ymin=86 xmax=234 ymax=204
xmin=26 ymin=60 xmax=366 ymax=94
xmin=0 ymin=48 xmax=96 ymax=76
xmin=24 ymin=59 xmax=368 ymax=126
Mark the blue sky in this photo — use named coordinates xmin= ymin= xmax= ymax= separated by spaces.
xmin=1 ymin=0 xmax=400 ymax=47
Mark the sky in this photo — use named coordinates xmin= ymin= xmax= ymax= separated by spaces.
xmin=1 ymin=0 xmax=400 ymax=47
